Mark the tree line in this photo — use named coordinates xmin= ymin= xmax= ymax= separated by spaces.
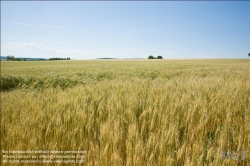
xmin=5 ymin=56 xmax=71 ymax=61
xmin=148 ymin=55 xmax=163 ymax=59
xmin=6 ymin=56 xmax=46 ymax=61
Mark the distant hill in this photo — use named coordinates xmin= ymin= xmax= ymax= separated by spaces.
xmin=20 ymin=58 xmax=49 ymax=60
xmin=19 ymin=57 xmax=48 ymax=60
xmin=1 ymin=56 xmax=7 ymax=60
xmin=1 ymin=56 xmax=48 ymax=61
xmin=124 ymin=58 xmax=145 ymax=59
xmin=97 ymin=58 xmax=118 ymax=59
xmin=97 ymin=58 xmax=145 ymax=59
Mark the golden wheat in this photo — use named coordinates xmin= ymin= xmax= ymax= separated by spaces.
xmin=1 ymin=59 xmax=250 ymax=165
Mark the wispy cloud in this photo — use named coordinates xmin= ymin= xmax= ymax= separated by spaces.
xmin=77 ymin=28 xmax=93 ymax=32
xmin=6 ymin=42 xmax=54 ymax=51
xmin=1 ymin=42 xmax=56 ymax=58
xmin=3 ymin=20 xmax=68 ymax=30
xmin=43 ymin=25 xmax=68 ymax=30
xmin=8 ymin=42 xmax=40 ymax=47
xmin=18 ymin=22 xmax=35 ymax=26
xmin=3 ymin=20 xmax=36 ymax=27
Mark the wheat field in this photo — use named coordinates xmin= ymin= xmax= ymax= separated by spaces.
xmin=1 ymin=59 xmax=250 ymax=165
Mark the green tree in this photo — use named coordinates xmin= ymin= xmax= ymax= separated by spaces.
xmin=157 ymin=55 xmax=163 ymax=59
xmin=248 ymin=53 xmax=250 ymax=57
xmin=7 ymin=55 xmax=15 ymax=61
xmin=148 ymin=55 xmax=154 ymax=59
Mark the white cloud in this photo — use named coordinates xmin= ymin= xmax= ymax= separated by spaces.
xmin=1 ymin=42 xmax=184 ymax=59
xmin=1 ymin=42 xmax=55 ymax=58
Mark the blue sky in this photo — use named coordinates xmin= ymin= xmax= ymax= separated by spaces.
xmin=1 ymin=1 xmax=250 ymax=59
